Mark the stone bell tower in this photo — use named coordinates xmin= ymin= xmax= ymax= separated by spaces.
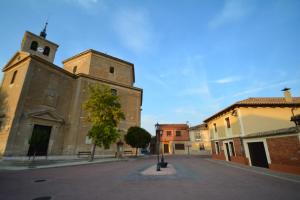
xmin=20 ymin=22 xmax=59 ymax=63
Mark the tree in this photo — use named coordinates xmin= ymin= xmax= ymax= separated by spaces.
xmin=83 ymin=84 xmax=125 ymax=161
xmin=125 ymin=126 xmax=151 ymax=156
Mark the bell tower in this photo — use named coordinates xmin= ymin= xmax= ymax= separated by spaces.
xmin=20 ymin=23 xmax=59 ymax=63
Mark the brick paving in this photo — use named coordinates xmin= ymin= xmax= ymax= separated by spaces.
xmin=0 ymin=155 xmax=299 ymax=200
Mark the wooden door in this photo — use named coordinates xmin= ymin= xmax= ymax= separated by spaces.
xmin=164 ymin=144 xmax=169 ymax=154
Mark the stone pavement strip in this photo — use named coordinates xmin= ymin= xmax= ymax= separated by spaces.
xmin=141 ymin=164 xmax=176 ymax=176
xmin=0 ymin=157 xmax=128 ymax=171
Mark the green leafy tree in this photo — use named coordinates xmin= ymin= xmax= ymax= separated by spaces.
xmin=125 ymin=126 xmax=151 ymax=156
xmin=83 ymin=84 xmax=125 ymax=161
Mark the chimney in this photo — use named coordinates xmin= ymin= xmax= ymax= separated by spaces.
xmin=282 ymin=88 xmax=292 ymax=102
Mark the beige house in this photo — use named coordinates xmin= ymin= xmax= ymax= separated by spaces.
xmin=0 ymin=29 xmax=142 ymax=158
xmin=189 ymin=124 xmax=211 ymax=155
xmin=204 ymin=89 xmax=300 ymax=175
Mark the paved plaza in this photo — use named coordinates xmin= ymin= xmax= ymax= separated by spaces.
xmin=0 ymin=156 xmax=300 ymax=200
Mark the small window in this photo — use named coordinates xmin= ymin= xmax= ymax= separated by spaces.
xmin=166 ymin=131 xmax=172 ymax=136
xmin=225 ymin=117 xmax=231 ymax=128
xmin=174 ymin=143 xmax=185 ymax=150
xmin=109 ymin=66 xmax=114 ymax=74
xmin=73 ymin=66 xmax=77 ymax=74
xmin=176 ymin=131 xmax=181 ymax=136
xmin=200 ymin=144 xmax=205 ymax=150
xmin=30 ymin=41 xmax=38 ymax=51
xmin=111 ymin=89 xmax=117 ymax=96
xmin=43 ymin=46 xmax=50 ymax=56
xmin=195 ymin=132 xmax=201 ymax=140
xmin=10 ymin=70 xmax=18 ymax=84
xmin=85 ymin=136 xmax=92 ymax=144
xmin=213 ymin=123 xmax=217 ymax=132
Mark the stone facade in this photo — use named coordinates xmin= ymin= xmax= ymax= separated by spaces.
xmin=0 ymin=31 xmax=142 ymax=157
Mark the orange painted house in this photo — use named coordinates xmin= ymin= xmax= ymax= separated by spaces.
xmin=158 ymin=124 xmax=190 ymax=154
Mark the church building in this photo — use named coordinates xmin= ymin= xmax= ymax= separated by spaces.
xmin=0 ymin=26 xmax=143 ymax=158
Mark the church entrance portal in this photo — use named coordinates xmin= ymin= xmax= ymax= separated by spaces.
xmin=27 ymin=125 xmax=52 ymax=156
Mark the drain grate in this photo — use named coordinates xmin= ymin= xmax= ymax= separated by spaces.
xmin=34 ymin=179 xmax=46 ymax=183
xmin=32 ymin=196 xmax=52 ymax=200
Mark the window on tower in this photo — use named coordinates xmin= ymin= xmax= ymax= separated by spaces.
xmin=73 ymin=66 xmax=77 ymax=74
xmin=10 ymin=70 xmax=18 ymax=84
xmin=30 ymin=41 xmax=38 ymax=51
xmin=109 ymin=66 xmax=114 ymax=74
xmin=43 ymin=46 xmax=50 ymax=56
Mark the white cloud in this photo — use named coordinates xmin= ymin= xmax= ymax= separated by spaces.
xmin=214 ymin=76 xmax=241 ymax=84
xmin=113 ymin=8 xmax=154 ymax=53
xmin=64 ymin=0 xmax=100 ymax=9
xmin=141 ymin=114 xmax=170 ymax=135
xmin=176 ymin=54 xmax=211 ymax=97
xmin=234 ymin=79 xmax=300 ymax=97
xmin=145 ymin=74 xmax=169 ymax=89
xmin=179 ymin=85 xmax=210 ymax=96
xmin=174 ymin=107 xmax=198 ymax=116
xmin=141 ymin=114 xmax=157 ymax=135
xmin=209 ymin=0 xmax=253 ymax=28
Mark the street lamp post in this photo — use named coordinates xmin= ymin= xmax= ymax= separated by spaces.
xmin=155 ymin=123 xmax=161 ymax=171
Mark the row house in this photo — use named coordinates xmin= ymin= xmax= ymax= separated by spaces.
xmin=158 ymin=124 xmax=190 ymax=155
xmin=203 ymin=89 xmax=300 ymax=175
xmin=189 ymin=124 xmax=211 ymax=154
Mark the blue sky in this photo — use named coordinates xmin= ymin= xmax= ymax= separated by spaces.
xmin=1 ymin=0 xmax=300 ymax=134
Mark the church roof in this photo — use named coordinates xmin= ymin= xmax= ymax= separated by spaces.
xmin=62 ymin=49 xmax=135 ymax=83
xmin=24 ymin=31 xmax=59 ymax=47
xmin=158 ymin=124 xmax=189 ymax=129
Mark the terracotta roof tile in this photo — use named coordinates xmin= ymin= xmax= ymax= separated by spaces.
xmin=159 ymin=124 xmax=188 ymax=126
xmin=243 ymin=127 xmax=299 ymax=138
xmin=204 ymin=97 xmax=300 ymax=122
xmin=237 ymin=97 xmax=300 ymax=105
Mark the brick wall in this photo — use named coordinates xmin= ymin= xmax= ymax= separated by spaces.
xmin=231 ymin=138 xmax=249 ymax=165
xmin=267 ymin=135 xmax=300 ymax=166
xmin=211 ymin=140 xmax=226 ymax=160
xmin=267 ymin=135 xmax=300 ymax=175
xmin=211 ymin=141 xmax=216 ymax=154
xmin=233 ymin=138 xmax=244 ymax=157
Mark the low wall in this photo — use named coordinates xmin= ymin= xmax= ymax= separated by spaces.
xmin=190 ymin=150 xmax=211 ymax=156
xmin=231 ymin=156 xmax=249 ymax=165
xmin=2 ymin=154 xmax=115 ymax=161
xmin=269 ymin=163 xmax=300 ymax=175
xmin=212 ymin=153 xmax=226 ymax=160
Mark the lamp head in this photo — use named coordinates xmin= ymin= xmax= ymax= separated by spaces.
xmin=155 ymin=122 xmax=159 ymax=130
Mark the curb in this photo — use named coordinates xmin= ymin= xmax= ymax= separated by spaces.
xmin=0 ymin=158 xmax=128 ymax=171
